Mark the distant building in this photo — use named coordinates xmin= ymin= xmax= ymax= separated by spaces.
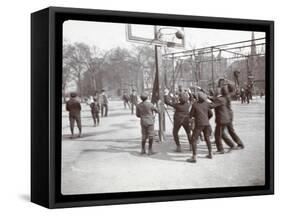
xmin=225 ymin=32 xmax=265 ymax=93
xmin=163 ymin=52 xmax=228 ymax=91
xmin=163 ymin=32 xmax=265 ymax=93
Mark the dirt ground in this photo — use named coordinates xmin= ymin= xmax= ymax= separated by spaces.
xmin=61 ymin=97 xmax=265 ymax=195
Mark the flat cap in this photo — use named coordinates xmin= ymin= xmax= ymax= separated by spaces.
xmin=70 ymin=92 xmax=77 ymax=98
xmin=197 ymin=91 xmax=207 ymax=101
xmin=140 ymin=92 xmax=148 ymax=100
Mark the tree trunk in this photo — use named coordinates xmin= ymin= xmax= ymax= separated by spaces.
xmin=92 ymin=74 xmax=97 ymax=92
xmin=78 ymin=72 xmax=82 ymax=97
xmin=62 ymin=83 xmax=66 ymax=103
xmin=136 ymin=68 xmax=144 ymax=92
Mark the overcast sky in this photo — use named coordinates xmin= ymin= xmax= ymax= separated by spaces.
xmin=63 ymin=20 xmax=266 ymax=52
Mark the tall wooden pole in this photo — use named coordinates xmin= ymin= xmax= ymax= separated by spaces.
xmin=246 ymin=57 xmax=251 ymax=85
xmin=152 ymin=26 xmax=167 ymax=142
xmin=172 ymin=54 xmax=175 ymax=93
xmin=211 ymin=47 xmax=215 ymax=89
xmin=154 ymin=45 xmax=165 ymax=142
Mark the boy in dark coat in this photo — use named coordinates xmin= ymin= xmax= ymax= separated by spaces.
xmin=100 ymin=89 xmax=109 ymax=117
xmin=130 ymin=89 xmax=138 ymax=114
xmin=90 ymin=98 xmax=100 ymax=126
xmin=164 ymin=92 xmax=192 ymax=152
xmin=223 ymin=84 xmax=245 ymax=149
xmin=187 ymin=92 xmax=213 ymax=163
xmin=136 ymin=92 xmax=158 ymax=155
xmin=122 ymin=92 xmax=130 ymax=109
xmin=66 ymin=92 xmax=82 ymax=138
xmin=212 ymin=86 xmax=235 ymax=153
xmin=240 ymin=88 xmax=246 ymax=104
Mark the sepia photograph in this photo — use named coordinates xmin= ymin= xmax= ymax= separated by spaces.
xmin=61 ymin=20 xmax=266 ymax=195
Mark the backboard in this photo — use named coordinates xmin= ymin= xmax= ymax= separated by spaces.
xmin=126 ymin=24 xmax=185 ymax=48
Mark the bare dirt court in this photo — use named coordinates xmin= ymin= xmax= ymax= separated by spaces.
xmin=61 ymin=97 xmax=265 ymax=195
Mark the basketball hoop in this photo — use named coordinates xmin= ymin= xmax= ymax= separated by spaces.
xmin=156 ymin=27 xmax=185 ymax=47
xmin=125 ymin=24 xmax=186 ymax=142
xmin=126 ymin=24 xmax=185 ymax=48
xmin=167 ymin=42 xmax=176 ymax=47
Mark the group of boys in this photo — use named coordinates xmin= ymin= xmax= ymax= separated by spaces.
xmin=240 ymin=87 xmax=252 ymax=104
xmin=66 ymin=88 xmax=140 ymax=139
xmin=65 ymin=84 xmax=245 ymax=163
xmin=122 ymin=89 xmax=139 ymax=114
xmin=65 ymin=90 xmax=109 ymax=138
xmin=88 ymin=90 xmax=110 ymax=126
xmin=135 ymin=83 xmax=245 ymax=163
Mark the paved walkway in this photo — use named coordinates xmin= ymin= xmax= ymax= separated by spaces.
xmin=61 ymin=98 xmax=265 ymax=195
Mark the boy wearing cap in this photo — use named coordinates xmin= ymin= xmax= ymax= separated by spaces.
xmin=130 ymin=89 xmax=138 ymax=114
xmin=90 ymin=98 xmax=100 ymax=127
xmin=122 ymin=91 xmax=130 ymax=109
xmin=136 ymin=93 xmax=158 ymax=155
xmin=66 ymin=92 xmax=82 ymax=138
xmin=100 ymin=89 xmax=108 ymax=117
xmin=164 ymin=91 xmax=192 ymax=152
xmin=224 ymin=84 xmax=245 ymax=149
xmin=187 ymin=92 xmax=213 ymax=163
xmin=212 ymin=86 xmax=235 ymax=153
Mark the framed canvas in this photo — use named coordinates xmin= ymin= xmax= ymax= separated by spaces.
xmin=31 ymin=6 xmax=274 ymax=208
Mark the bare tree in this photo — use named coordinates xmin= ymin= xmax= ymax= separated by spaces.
xmin=63 ymin=41 xmax=156 ymax=97
xmin=63 ymin=42 xmax=88 ymax=97
xmin=131 ymin=45 xmax=155 ymax=91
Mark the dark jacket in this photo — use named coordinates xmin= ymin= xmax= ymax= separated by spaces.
xmin=225 ymin=96 xmax=233 ymax=121
xmin=164 ymin=95 xmax=190 ymax=119
xmin=190 ymin=100 xmax=213 ymax=127
xmin=122 ymin=94 xmax=130 ymax=102
xmin=100 ymin=94 xmax=108 ymax=104
xmin=90 ymin=101 xmax=100 ymax=113
xmin=66 ymin=98 xmax=81 ymax=117
xmin=178 ymin=92 xmax=189 ymax=103
xmin=212 ymin=96 xmax=231 ymax=124
xmin=136 ymin=101 xmax=158 ymax=126
xmin=130 ymin=94 xmax=138 ymax=105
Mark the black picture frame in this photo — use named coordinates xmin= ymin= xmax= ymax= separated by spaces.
xmin=31 ymin=6 xmax=274 ymax=208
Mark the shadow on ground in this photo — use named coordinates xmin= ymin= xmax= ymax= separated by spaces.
xmin=78 ymin=135 xmax=222 ymax=163
xmin=62 ymin=129 xmax=119 ymax=140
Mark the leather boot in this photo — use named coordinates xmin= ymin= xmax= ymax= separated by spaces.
xmin=175 ymin=139 xmax=181 ymax=152
xmin=176 ymin=144 xmax=182 ymax=152
xmin=148 ymin=138 xmax=154 ymax=155
xmin=187 ymin=141 xmax=197 ymax=162
xmin=78 ymin=128 xmax=81 ymax=138
xmin=186 ymin=155 xmax=197 ymax=163
xmin=141 ymin=140 xmax=146 ymax=154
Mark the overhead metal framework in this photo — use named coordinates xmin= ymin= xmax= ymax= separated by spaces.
xmin=163 ymin=37 xmax=265 ymax=58
xmin=162 ymin=37 xmax=266 ymax=91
